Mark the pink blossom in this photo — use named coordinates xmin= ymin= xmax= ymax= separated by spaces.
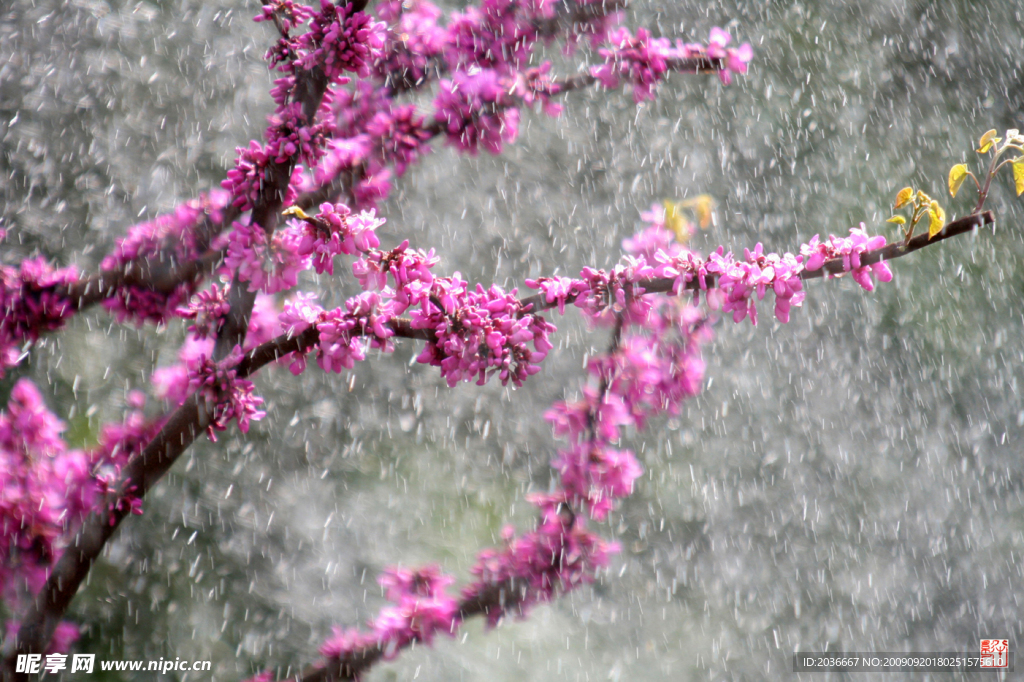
xmin=706 ymin=26 xmax=753 ymax=85
xmin=590 ymin=27 xmax=672 ymax=102
xmin=298 ymin=2 xmax=386 ymax=81
xmin=316 ymin=291 xmax=396 ymax=373
xmin=366 ymin=105 xmax=433 ymax=177
xmin=175 ymin=283 xmax=231 ymax=339
xmin=294 ymin=202 xmax=384 ymax=274
xmin=0 ymin=257 xmax=78 ymax=377
xmin=434 ymin=70 xmax=520 ymax=155
xmin=221 ymin=141 xmax=304 ymax=212
xmin=553 ymin=443 xmax=643 ymax=520
xmin=225 ymin=220 xmax=311 ymax=293
xmin=186 ymin=345 xmax=266 ymax=438
xmin=373 ymin=0 xmax=447 ymax=88
xmin=410 ymin=279 xmax=552 ymax=387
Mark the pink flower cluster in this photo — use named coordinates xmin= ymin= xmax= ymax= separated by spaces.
xmin=799 ymin=227 xmax=894 ymax=292
xmin=434 ymin=70 xmax=520 ymax=155
xmin=591 ymin=26 xmax=753 ymax=102
xmin=528 ymin=212 xmax=893 ymax=330
xmin=315 ymin=291 xmax=395 ymax=372
xmin=0 ymin=257 xmax=78 ymax=378
xmin=186 ymin=345 xmax=267 ymax=438
xmin=1 ymin=380 xmax=156 ymax=650
xmin=411 ymin=278 xmax=555 ymax=387
xmin=175 ymin=283 xmax=231 ymax=339
xmin=297 ymin=1 xmax=386 ymax=81
xmin=527 ymin=256 xmax=657 ymax=325
xmin=155 ymin=293 xmax=286 ymax=406
xmin=547 ymin=302 xmax=708 ymax=519
xmin=278 ymin=202 xmax=556 ymax=389
xmin=461 ymin=492 xmax=617 ymax=625
xmin=656 ymin=224 xmax=894 ymax=325
xmin=707 ymin=26 xmax=754 ymax=85
xmin=100 ymin=191 xmax=232 ymax=325
xmin=373 ymin=0 xmax=446 ymax=88
xmin=294 ymin=202 xmax=384 ymax=275
xmin=224 ymin=219 xmax=309 ymax=294
xmin=320 ymin=566 xmax=459 ymax=661
xmin=317 ymin=494 xmax=616 ymax=663
xmin=222 ymin=142 xmax=307 ymax=213
xmin=223 ymin=1 xmax=385 ymax=212
xmin=365 ymin=105 xmax=433 ymax=177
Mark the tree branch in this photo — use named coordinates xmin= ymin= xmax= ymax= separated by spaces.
xmin=1 ymin=206 xmax=992 ymax=680
xmin=294 ymin=577 xmax=527 ymax=682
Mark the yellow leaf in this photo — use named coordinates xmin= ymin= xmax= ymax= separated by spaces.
xmin=282 ymin=206 xmax=311 ymax=220
xmin=886 ymin=215 xmax=906 ymax=225
xmin=1014 ymin=159 xmax=1024 ymax=196
xmin=662 ymin=200 xmax=691 ymax=242
xmin=948 ymin=164 xmax=968 ymax=197
xmin=680 ymin=194 xmax=715 ymax=230
xmin=927 ymin=204 xmax=946 ymax=239
xmin=893 ymin=187 xmax=914 ymax=210
xmin=977 ymin=129 xmax=1000 ymax=153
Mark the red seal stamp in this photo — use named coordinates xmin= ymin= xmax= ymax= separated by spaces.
xmin=980 ymin=639 xmax=1008 ymax=668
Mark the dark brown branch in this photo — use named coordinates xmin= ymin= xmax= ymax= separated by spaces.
xmin=293 ymin=577 xmax=528 ymax=682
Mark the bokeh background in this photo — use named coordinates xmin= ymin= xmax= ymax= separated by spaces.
xmin=2 ymin=0 xmax=1023 ymax=679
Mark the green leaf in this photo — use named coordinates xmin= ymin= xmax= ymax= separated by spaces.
xmin=948 ymin=164 xmax=969 ymax=197
xmin=886 ymin=215 xmax=906 ymax=225
xmin=1013 ymin=159 xmax=1024 ymax=196
xmin=927 ymin=203 xmax=946 ymax=239
xmin=893 ymin=187 xmax=914 ymax=210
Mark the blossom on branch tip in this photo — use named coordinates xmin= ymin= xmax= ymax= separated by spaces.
xmin=706 ymin=26 xmax=753 ymax=85
xmin=254 ymin=0 xmax=315 ymax=33
xmin=590 ymin=27 xmax=671 ymax=103
xmin=299 ymin=2 xmax=386 ymax=81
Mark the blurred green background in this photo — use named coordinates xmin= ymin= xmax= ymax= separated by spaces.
xmin=2 ymin=0 xmax=1023 ymax=679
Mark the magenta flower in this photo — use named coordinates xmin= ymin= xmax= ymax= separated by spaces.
xmin=434 ymin=70 xmax=520 ymax=155
xmin=298 ymin=2 xmax=385 ymax=81
xmin=591 ymin=27 xmax=672 ymax=102
xmin=366 ymin=105 xmax=433 ymax=177
xmin=706 ymin=26 xmax=753 ymax=84
xmin=0 ymin=257 xmax=78 ymax=377
xmin=186 ymin=345 xmax=266 ymax=438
